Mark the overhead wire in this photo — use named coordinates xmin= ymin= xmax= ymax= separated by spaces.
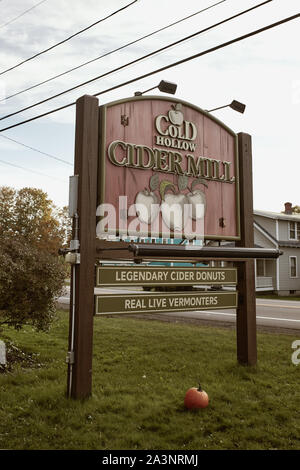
xmin=0 ymin=158 xmax=66 ymax=181
xmin=0 ymin=0 xmax=138 ymax=77
xmin=0 ymin=0 xmax=48 ymax=30
xmin=0 ymin=134 xmax=72 ymax=165
xmin=0 ymin=0 xmax=225 ymax=178
xmin=0 ymin=0 xmax=227 ymax=103
xmin=0 ymin=12 xmax=298 ymax=133
xmin=0 ymin=0 xmax=274 ymax=122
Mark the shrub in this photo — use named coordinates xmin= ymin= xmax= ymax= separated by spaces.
xmin=0 ymin=236 xmax=65 ymax=331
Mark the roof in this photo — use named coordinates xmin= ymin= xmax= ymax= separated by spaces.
xmin=254 ymin=220 xmax=278 ymax=246
xmin=254 ymin=217 xmax=300 ymax=247
xmin=254 ymin=209 xmax=300 ymax=222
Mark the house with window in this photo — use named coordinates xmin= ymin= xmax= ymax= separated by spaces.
xmin=254 ymin=202 xmax=300 ymax=295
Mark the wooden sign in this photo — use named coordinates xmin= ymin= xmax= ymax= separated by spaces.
xmin=98 ymin=96 xmax=240 ymax=241
xmin=67 ymin=94 xmax=257 ymax=402
xmin=95 ymin=291 xmax=237 ymax=315
xmin=96 ymin=266 xmax=237 ymax=287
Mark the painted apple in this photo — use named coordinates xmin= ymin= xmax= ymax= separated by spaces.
xmin=135 ymin=189 xmax=160 ymax=224
xmin=168 ymin=103 xmax=184 ymax=126
xmin=161 ymin=192 xmax=189 ymax=232
xmin=186 ymin=189 xmax=206 ymax=220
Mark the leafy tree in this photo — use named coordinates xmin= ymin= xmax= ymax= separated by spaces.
xmin=0 ymin=186 xmax=69 ymax=331
xmin=0 ymin=186 xmax=67 ymax=255
xmin=292 ymin=205 xmax=300 ymax=214
xmin=55 ymin=205 xmax=72 ymax=250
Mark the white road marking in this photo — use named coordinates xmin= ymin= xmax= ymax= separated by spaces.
xmin=258 ymin=303 xmax=300 ymax=310
xmin=190 ymin=310 xmax=300 ymax=323
xmin=58 ymin=291 xmax=300 ymax=324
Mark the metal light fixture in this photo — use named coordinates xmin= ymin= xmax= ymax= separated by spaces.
xmin=206 ymin=100 xmax=246 ymax=114
xmin=134 ymin=80 xmax=177 ymax=96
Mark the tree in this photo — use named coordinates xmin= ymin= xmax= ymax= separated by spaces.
xmin=292 ymin=205 xmax=300 ymax=214
xmin=0 ymin=186 xmax=67 ymax=255
xmin=0 ymin=186 xmax=69 ymax=331
xmin=55 ymin=205 xmax=72 ymax=250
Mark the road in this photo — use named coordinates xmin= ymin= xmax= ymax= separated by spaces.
xmin=159 ymin=298 xmax=300 ymax=330
xmin=57 ymin=287 xmax=300 ymax=331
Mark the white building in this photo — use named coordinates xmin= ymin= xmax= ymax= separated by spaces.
xmin=254 ymin=203 xmax=300 ymax=295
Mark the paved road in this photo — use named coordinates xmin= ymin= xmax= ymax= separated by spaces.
xmin=159 ymin=298 xmax=300 ymax=330
xmin=58 ymin=287 xmax=300 ymax=330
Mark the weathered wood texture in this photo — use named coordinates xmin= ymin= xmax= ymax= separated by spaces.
xmin=67 ymin=95 xmax=99 ymax=399
xmin=236 ymin=132 xmax=257 ymax=365
xmin=100 ymin=98 xmax=239 ymax=240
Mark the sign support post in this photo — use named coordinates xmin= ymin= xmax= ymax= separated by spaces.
xmin=236 ymin=132 xmax=257 ymax=365
xmin=67 ymin=95 xmax=99 ymax=399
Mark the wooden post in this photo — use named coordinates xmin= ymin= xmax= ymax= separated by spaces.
xmin=236 ymin=132 xmax=257 ymax=365
xmin=67 ymin=95 xmax=99 ymax=399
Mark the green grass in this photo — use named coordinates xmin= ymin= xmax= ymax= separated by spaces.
xmin=0 ymin=311 xmax=299 ymax=450
xmin=257 ymin=294 xmax=300 ymax=301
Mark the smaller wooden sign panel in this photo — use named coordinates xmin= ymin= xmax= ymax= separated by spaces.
xmin=95 ymin=291 xmax=237 ymax=315
xmin=96 ymin=266 xmax=237 ymax=287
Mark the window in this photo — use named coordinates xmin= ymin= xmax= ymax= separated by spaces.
xmin=256 ymin=259 xmax=265 ymax=277
xmin=289 ymin=222 xmax=296 ymax=239
xmin=289 ymin=222 xmax=300 ymax=240
xmin=290 ymin=256 xmax=297 ymax=278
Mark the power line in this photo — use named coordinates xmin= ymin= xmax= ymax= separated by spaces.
xmin=0 ymin=0 xmax=138 ymax=77
xmin=0 ymin=158 xmax=66 ymax=181
xmin=0 ymin=0 xmax=227 ymax=103
xmin=0 ymin=0 xmax=274 ymax=121
xmin=0 ymin=134 xmax=72 ymax=166
xmin=0 ymin=0 xmax=48 ymax=30
xmin=0 ymin=12 xmax=298 ymax=133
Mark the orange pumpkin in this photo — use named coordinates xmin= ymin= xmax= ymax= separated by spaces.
xmin=184 ymin=383 xmax=209 ymax=409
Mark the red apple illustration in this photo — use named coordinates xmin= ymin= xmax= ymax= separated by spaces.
xmin=168 ymin=103 xmax=184 ymax=126
xmin=135 ymin=189 xmax=159 ymax=224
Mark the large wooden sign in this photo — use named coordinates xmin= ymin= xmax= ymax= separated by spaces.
xmin=67 ymin=95 xmax=258 ymax=401
xmin=96 ymin=266 xmax=237 ymax=287
xmin=97 ymin=96 xmax=240 ymax=241
xmin=95 ymin=291 xmax=238 ymax=315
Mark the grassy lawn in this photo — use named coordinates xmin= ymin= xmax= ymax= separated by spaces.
xmin=257 ymin=294 xmax=300 ymax=301
xmin=0 ymin=310 xmax=299 ymax=450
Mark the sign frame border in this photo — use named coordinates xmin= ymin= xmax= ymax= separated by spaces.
xmin=96 ymin=265 xmax=238 ymax=287
xmin=95 ymin=291 xmax=238 ymax=315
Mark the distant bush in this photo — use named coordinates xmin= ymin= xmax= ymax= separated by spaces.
xmin=0 ymin=235 xmax=65 ymax=331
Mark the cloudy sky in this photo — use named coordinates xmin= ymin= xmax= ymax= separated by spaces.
xmin=0 ymin=0 xmax=299 ymax=212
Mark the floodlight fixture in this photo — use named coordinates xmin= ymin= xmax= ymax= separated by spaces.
xmin=134 ymin=80 xmax=177 ymax=96
xmin=207 ymin=100 xmax=246 ymax=114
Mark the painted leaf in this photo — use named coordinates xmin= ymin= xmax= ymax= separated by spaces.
xmin=149 ymin=174 xmax=159 ymax=191
xmin=191 ymin=178 xmax=208 ymax=191
xmin=178 ymin=175 xmax=188 ymax=191
xmin=160 ymin=181 xmax=176 ymax=201
xmin=172 ymin=103 xmax=182 ymax=111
